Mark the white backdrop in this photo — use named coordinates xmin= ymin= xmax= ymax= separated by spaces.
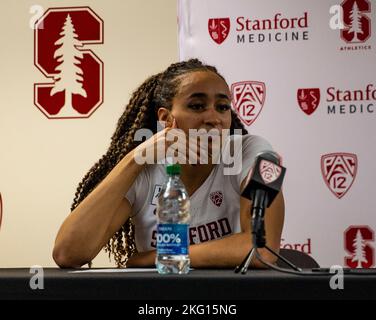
xmin=178 ymin=0 xmax=375 ymax=268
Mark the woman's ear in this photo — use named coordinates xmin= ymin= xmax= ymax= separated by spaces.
xmin=157 ymin=107 xmax=173 ymax=126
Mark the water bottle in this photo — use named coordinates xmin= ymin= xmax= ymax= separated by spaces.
xmin=156 ymin=163 xmax=190 ymax=274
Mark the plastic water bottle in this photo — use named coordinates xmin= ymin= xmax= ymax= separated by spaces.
xmin=156 ymin=163 xmax=190 ymax=274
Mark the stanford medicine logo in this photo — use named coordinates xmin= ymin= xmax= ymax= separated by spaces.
xmin=345 ymin=226 xmax=374 ymax=268
xmin=341 ymin=0 xmax=371 ymax=43
xmin=34 ymin=7 xmax=104 ymax=119
xmin=208 ymin=18 xmax=230 ymax=44
xmin=260 ymin=160 xmax=281 ymax=184
xmin=321 ymin=153 xmax=357 ymax=199
xmin=297 ymin=88 xmax=320 ymax=115
xmin=231 ymin=81 xmax=266 ymax=126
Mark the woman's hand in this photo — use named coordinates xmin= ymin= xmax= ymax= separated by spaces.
xmin=126 ymin=250 xmax=156 ymax=268
xmin=133 ymin=119 xmax=206 ymax=165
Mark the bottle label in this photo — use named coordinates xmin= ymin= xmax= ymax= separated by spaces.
xmin=157 ymin=224 xmax=189 ymax=255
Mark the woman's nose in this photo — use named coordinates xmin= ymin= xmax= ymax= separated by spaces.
xmin=203 ymin=107 xmax=221 ymax=127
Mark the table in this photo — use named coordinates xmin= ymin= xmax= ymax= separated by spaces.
xmin=0 ymin=268 xmax=375 ymax=300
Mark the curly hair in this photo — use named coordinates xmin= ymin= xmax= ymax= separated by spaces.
xmin=70 ymin=59 xmax=248 ymax=267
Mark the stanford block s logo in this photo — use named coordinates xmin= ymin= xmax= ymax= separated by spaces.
xmin=297 ymin=88 xmax=320 ymax=115
xmin=231 ymin=81 xmax=266 ymax=126
xmin=34 ymin=7 xmax=104 ymax=119
xmin=344 ymin=226 xmax=374 ymax=268
xmin=321 ymin=153 xmax=357 ymax=199
xmin=208 ymin=18 xmax=230 ymax=44
xmin=341 ymin=0 xmax=371 ymax=43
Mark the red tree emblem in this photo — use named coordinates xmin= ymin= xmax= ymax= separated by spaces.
xmin=231 ymin=81 xmax=266 ymax=126
xmin=260 ymin=160 xmax=282 ymax=184
xmin=297 ymin=88 xmax=320 ymax=115
xmin=34 ymin=7 xmax=104 ymax=119
xmin=344 ymin=226 xmax=374 ymax=268
xmin=210 ymin=191 xmax=223 ymax=207
xmin=341 ymin=0 xmax=371 ymax=43
xmin=321 ymin=153 xmax=357 ymax=199
xmin=208 ymin=18 xmax=230 ymax=44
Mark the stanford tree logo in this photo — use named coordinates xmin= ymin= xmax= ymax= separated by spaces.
xmin=208 ymin=18 xmax=230 ymax=44
xmin=321 ymin=153 xmax=357 ymax=199
xmin=297 ymin=88 xmax=320 ymax=115
xmin=231 ymin=81 xmax=266 ymax=126
xmin=34 ymin=7 xmax=104 ymax=119
xmin=345 ymin=226 xmax=374 ymax=268
xmin=341 ymin=0 xmax=371 ymax=43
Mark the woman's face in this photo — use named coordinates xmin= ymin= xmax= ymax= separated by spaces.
xmin=168 ymin=71 xmax=232 ymax=134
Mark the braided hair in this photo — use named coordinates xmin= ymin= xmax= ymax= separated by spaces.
xmin=71 ymin=59 xmax=248 ymax=267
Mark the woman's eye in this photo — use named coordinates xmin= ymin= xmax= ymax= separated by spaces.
xmin=188 ymin=103 xmax=205 ymax=110
xmin=217 ymin=104 xmax=231 ymax=112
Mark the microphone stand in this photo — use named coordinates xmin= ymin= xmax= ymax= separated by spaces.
xmin=235 ymin=189 xmax=302 ymax=274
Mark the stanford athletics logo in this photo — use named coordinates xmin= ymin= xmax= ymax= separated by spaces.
xmin=260 ymin=160 xmax=282 ymax=184
xmin=34 ymin=7 xmax=104 ymax=119
xmin=344 ymin=226 xmax=374 ymax=268
xmin=208 ymin=18 xmax=230 ymax=44
xmin=321 ymin=153 xmax=357 ymax=199
xmin=210 ymin=191 xmax=223 ymax=207
xmin=341 ymin=0 xmax=371 ymax=43
xmin=231 ymin=81 xmax=266 ymax=126
xmin=297 ymin=88 xmax=320 ymax=115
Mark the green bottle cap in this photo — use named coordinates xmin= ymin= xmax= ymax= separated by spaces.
xmin=166 ymin=163 xmax=181 ymax=175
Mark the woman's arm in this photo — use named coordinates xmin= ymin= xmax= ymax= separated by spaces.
xmin=53 ymin=123 xmax=181 ymax=268
xmin=190 ymin=191 xmax=285 ymax=268
xmin=52 ymin=148 xmax=143 ymax=268
xmin=126 ymin=191 xmax=285 ymax=268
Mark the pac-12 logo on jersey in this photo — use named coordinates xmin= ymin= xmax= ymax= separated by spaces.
xmin=210 ymin=191 xmax=223 ymax=207
xmin=151 ymin=185 xmax=163 ymax=205
xmin=34 ymin=7 xmax=104 ymax=119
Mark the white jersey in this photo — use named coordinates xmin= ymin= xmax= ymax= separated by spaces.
xmin=125 ymin=134 xmax=272 ymax=252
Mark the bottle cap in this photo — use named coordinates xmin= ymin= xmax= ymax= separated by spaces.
xmin=166 ymin=163 xmax=181 ymax=175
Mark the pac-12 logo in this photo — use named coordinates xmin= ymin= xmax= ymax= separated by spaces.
xmin=345 ymin=226 xmax=374 ymax=268
xmin=34 ymin=7 xmax=104 ymax=119
xmin=260 ymin=160 xmax=282 ymax=184
xmin=341 ymin=0 xmax=371 ymax=43
xmin=231 ymin=81 xmax=266 ymax=126
xmin=321 ymin=153 xmax=357 ymax=199
xmin=210 ymin=191 xmax=223 ymax=207
xmin=297 ymin=88 xmax=320 ymax=115
xmin=208 ymin=18 xmax=230 ymax=44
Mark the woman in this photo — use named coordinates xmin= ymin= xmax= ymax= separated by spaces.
xmin=53 ymin=59 xmax=284 ymax=268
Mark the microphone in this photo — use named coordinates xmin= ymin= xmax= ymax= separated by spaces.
xmin=241 ymin=151 xmax=286 ymax=248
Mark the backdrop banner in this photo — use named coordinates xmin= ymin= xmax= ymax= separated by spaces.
xmin=178 ymin=0 xmax=376 ymax=268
